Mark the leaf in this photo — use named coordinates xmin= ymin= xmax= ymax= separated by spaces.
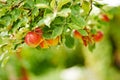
xmin=37 ymin=19 xmax=45 ymax=27
xmin=43 ymin=13 xmax=57 ymax=27
xmin=82 ymin=1 xmax=90 ymax=15
xmin=78 ymin=29 xmax=88 ymax=36
xmin=24 ymin=0 xmax=35 ymax=9
xmin=57 ymin=8 xmax=71 ymax=17
xmin=52 ymin=26 xmax=63 ymax=38
xmin=1 ymin=56 xmax=9 ymax=68
xmin=35 ymin=4 xmax=50 ymax=9
xmin=71 ymin=14 xmax=86 ymax=28
xmin=32 ymin=7 xmax=39 ymax=17
xmin=68 ymin=23 xmax=82 ymax=30
xmin=91 ymin=29 xmax=97 ymax=34
xmin=64 ymin=35 xmax=75 ymax=48
xmin=11 ymin=9 xmax=21 ymax=21
xmin=70 ymin=5 xmax=86 ymax=28
xmin=71 ymin=4 xmax=80 ymax=15
xmin=50 ymin=0 xmax=56 ymax=9
xmin=0 ymin=15 xmax=11 ymax=27
xmin=88 ymin=43 xmax=96 ymax=52
xmin=57 ymin=0 xmax=70 ymax=11
xmin=93 ymin=1 xmax=106 ymax=8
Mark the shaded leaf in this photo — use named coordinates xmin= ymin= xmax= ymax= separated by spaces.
xmin=52 ymin=26 xmax=63 ymax=38
xmin=64 ymin=35 xmax=75 ymax=48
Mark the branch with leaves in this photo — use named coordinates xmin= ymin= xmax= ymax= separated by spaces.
xmin=0 ymin=0 xmax=110 ymax=67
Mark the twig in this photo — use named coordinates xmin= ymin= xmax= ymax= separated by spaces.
xmin=85 ymin=0 xmax=93 ymax=20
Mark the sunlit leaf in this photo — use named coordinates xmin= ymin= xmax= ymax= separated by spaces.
xmin=78 ymin=29 xmax=88 ymax=36
xmin=82 ymin=1 xmax=90 ymax=15
xmin=57 ymin=0 xmax=70 ymax=10
xmin=57 ymin=8 xmax=71 ymax=17
xmin=50 ymin=0 xmax=56 ymax=9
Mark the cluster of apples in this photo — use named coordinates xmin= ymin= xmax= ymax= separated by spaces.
xmin=25 ymin=27 xmax=59 ymax=48
xmin=73 ymin=28 xmax=104 ymax=46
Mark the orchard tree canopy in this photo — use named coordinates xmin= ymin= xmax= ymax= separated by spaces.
xmin=0 ymin=0 xmax=111 ymax=67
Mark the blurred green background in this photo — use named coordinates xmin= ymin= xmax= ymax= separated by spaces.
xmin=0 ymin=5 xmax=120 ymax=80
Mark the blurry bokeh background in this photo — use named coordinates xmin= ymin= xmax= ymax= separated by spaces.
xmin=0 ymin=0 xmax=120 ymax=80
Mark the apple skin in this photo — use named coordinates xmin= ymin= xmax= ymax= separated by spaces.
xmin=73 ymin=30 xmax=82 ymax=39
xmin=34 ymin=27 xmax=43 ymax=35
xmin=93 ymin=31 xmax=103 ymax=42
xmin=100 ymin=14 xmax=110 ymax=22
xmin=39 ymin=40 xmax=49 ymax=48
xmin=25 ymin=31 xmax=43 ymax=47
xmin=46 ymin=36 xmax=59 ymax=46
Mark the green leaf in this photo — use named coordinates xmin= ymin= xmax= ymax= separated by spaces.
xmin=68 ymin=23 xmax=82 ymax=30
xmin=1 ymin=56 xmax=9 ymax=68
xmin=78 ymin=29 xmax=88 ymax=36
xmin=0 ymin=15 xmax=11 ymax=27
xmin=88 ymin=43 xmax=96 ymax=52
xmin=71 ymin=4 xmax=80 ymax=15
xmin=70 ymin=5 xmax=86 ymax=28
xmin=71 ymin=14 xmax=86 ymax=28
xmin=57 ymin=0 xmax=70 ymax=11
xmin=43 ymin=13 xmax=57 ymax=27
xmin=11 ymin=9 xmax=21 ymax=21
xmin=52 ymin=26 xmax=63 ymax=38
xmin=23 ymin=0 xmax=35 ymax=9
xmin=64 ymin=35 xmax=75 ymax=48
xmin=50 ymin=0 xmax=56 ymax=9
xmin=57 ymin=8 xmax=71 ymax=17
xmin=93 ymin=1 xmax=106 ymax=8
xmin=82 ymin=1 xmax=90 ymax=15
xmin=37 ymin=19 xmax=45 ymax=27
xmin=91 ymin=29 xmax=97 ymax=34
xmin=35 ymin=4 xmax=50 ymax=9
xmin=32 ymin=7 xmax=39 ymax=17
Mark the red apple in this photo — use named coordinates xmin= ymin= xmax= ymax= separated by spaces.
xmin=100 ymin=14 xmax=110 ymax=22
xmin=34 ymin=27 xmax=43 ymax=35
xmin=93 ymin=31 xmax=103 ymax=42
xmin=73 ymin=30 xmax=82 ymax=39
xmin=25 ymin=31 xmax=43 ymax=47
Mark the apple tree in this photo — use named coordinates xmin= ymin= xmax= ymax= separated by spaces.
xmin=0 ymin=0 xmax=111 ymax=67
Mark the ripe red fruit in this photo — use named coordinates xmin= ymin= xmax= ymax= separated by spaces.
xmin=25 ymin=31 xmax=43 ymax=47
xmin=93 ymin=31 xmax=103 ymax=42
xmin=34 ymin=27 xmax=43 ymax=35
xmin=73 ymin=30 xmax=82 ymax=39
xmin=100 ymin=14 xmax=110 ymax=22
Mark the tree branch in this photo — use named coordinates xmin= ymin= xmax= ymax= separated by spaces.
xmin=85 ymin=0 xmax=93 ymax=20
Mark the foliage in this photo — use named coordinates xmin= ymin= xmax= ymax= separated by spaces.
xmin=0 ymin=0 xmax=111 ymax=67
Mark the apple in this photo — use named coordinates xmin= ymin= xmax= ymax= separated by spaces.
xmin=39 ymin=40 xmax=49 ymax=48
xmin=100 ymin=14 xmax=110 ymax=22
xmin=34 ymin=27 xmax=43 ymax=35
xmin=93 ymin=31 xmax=103 ymax=42
xmin=46 ymin=36 xmax=59 ymax=46
xmin=25 ymin=31 xmax=43 ymax=47
xmin=73 ymin=30 xmax=82 ymax=39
